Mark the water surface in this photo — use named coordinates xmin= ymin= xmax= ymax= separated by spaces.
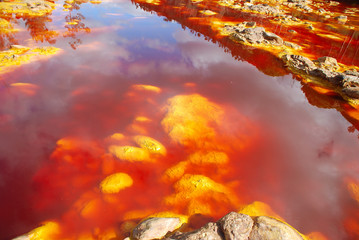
xmin=0 ymin=0 xmax=359 ymax=239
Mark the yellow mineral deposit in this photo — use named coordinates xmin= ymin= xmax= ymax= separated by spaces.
xmin=0 ymin=19 xmax=15 ymax=34
xmin=26 ymin=221 xmax=60 ymax=240
xmin=310 ymin=85 xmax=337 ymax=95
xmin=162 ymin=161 xmax=189 ymax=182
xmin=10 ymin=83 xmax=39 ymax=96
xmin=165 ymin=174 xmax=239 ymax=215
xmin=55 ymin=137 xmax=81 ymax=151
xmin=0 ymin=46 xmax=60 ymax=74
xmin=161 ymin=94 xmax=224 ymax=148
xmin=149 ymin=211 xmax=189 ymax=225
xmin=131 ymin=84 xmax=162 ymax=93
xmin=346 ymin=109 xmax=359 ymax=121
xmin=187 ymin=151 xmax=229 ymax=165
xmin=123 ymin=209 xmax=156 ymax=221
xmin=306 ymin=232 xmax=329 ymax=240
xmin=80 ymin=198 xmax=103 ymax=219
xmin=133 ymin=135 xmax=167 ymax=156
xmin=108 ymin=145 xmax=152 ymax=162
xmin=134 ymin=116 xmax=152 ymax=122
xmin=239 ymin=201 xmax=284 ymax=221
xmin=347 ymin=180 xmax=359 ymax=203
xmin=0 ymin=0 xmax=55 ymax=17
xmin=108 ymin=133 xmax=125 ymax=141
xmin=100 ymin=172 xmax=133 ymax=194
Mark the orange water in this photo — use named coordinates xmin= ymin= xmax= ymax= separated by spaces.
xmin=0 ymin=0 xmax=359 ymax=239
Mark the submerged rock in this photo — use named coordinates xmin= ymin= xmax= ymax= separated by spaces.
xmin=249 ymin=216 xmax=303 ymax=240
xmin=132 ymin=217 xmax=181 ymax=240
xmin=218 ymin=212 xmax=254 ymax=240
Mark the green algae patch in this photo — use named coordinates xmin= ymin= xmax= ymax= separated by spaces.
xmin=0 ymin=46 xmax=60 ymax=74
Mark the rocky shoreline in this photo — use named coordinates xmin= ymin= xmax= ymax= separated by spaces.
xmin=221 ymin=20 xmax=359 ymax=101
xmin=125 ymin=212 xmax=304 ymax=240
xmin=14 ymin=212 xmax=307 ymax=240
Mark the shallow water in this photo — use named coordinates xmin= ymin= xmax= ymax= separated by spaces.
xmin=0 ymin=0 xmax=359 ymax=239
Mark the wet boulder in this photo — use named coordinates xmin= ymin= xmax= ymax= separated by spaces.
xmin=249 ymin=216 xmax=303 ymax=240
xmin=218 ymin=212 xmax=254 ymax=240
xmin=282 ymin=54 xmax=316 ymax=73
xmin=342 ymin=74 xmax=359 ymax=98
xmin=132 ymin=217 xmax=181 ymax=240
xmin=342 ymin=74 xmax=359 ymax=88
xmin=309 ymin=68 xmax=341 ymax=84
xmin=342 ymin=87 xmax=359 ymax=99
xmin=231 ymin=27 xmax=266 ymax=44
xmin=230 ymin=27 xmax=284 ymax=46
xmin=314 ymin=56 xmax=339 ymax=70
xmin=168 ymin=222 xmax=224 ymax=240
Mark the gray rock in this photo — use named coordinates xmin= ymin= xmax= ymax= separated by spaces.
xmin=342 ymin=87 xmax=359 ymax=99
xmin=132 ymin=217 xmax=181 ymax=240
xmin=282 ymin=54 xmax=316 ymax=73
xmin=218 ymin=212 xmax=254 ymax=240
xmin=249 ymin=216 xmax=303 ymax=240
xmin=169 ymin=222 xmax=224 ymax=240
xmin=263 ymin=31 xmax=283 ymax=45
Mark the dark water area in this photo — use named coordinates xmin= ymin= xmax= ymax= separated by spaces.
xmin=0 ymin=0 xmax=359 ymax=240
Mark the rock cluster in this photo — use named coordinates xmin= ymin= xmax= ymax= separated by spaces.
xmin=225 ymin=23 xmax=297 ymax=48
xmin=243 ymin=3 xmax=281 ymax=16
xmin=282 ymin=54 xmax=359 ymax=98
xmin=222 ymin=21 xmax=359 ymax=99
xmin=129 ymin=212 xmax=304 ymax=240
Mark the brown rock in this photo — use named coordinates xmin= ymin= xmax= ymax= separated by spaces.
xmin=217 ymin=212 xmax=254 ymax=240
xmin=249 ymin=216 xmax=303 ymax=240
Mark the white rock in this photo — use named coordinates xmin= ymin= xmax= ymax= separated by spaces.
xmin=132 ymin=217 xmax=181 ymax=240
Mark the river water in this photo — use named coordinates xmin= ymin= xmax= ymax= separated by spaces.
xmin=0 ymin=0 xmax=359 ymax=239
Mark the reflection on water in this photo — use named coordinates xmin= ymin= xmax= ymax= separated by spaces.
xmin=0 ymin=0 xmax=359 ymax=240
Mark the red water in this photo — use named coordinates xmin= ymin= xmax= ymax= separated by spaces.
xmin=0 ymin=0 xmax=359 ymax=239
